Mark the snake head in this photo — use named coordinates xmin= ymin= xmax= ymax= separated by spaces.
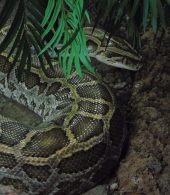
xmin=84 ymin=27 xmax=142 ymax=71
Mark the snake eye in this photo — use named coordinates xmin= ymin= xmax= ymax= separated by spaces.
xmin=86 ymin=40 xmax=98 ymax=52
xmin=103 ymin=48 xmax=114 ymax=58
xmin=104 ymin=51 xmax=113 ymax=58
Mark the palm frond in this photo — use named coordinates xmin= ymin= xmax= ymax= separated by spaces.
xmin=167 ymin=0 xmax=170 ymax=4
xmin=40 ymin=0 xmax=93 ymax=77
xmin=0 ymin=0 xmax=93 ymax=78
xmin=0 ymin=0 xmax=168 ymax=78
xmin=90 ymin=0 xmax=167 ymax=48
xmin=0 ymin=0 xmax=54 ymax=79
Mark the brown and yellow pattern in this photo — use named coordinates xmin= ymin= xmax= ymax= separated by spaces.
xmin=0 ymin=27 xmax=141 ymax=195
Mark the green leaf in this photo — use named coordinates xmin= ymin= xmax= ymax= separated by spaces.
xmin=28 ymin=24 xmax=53 ymax=70
xmin=0 ymin=0 xmax=24 ymax=53
xmin=166 ymin=0 xmax=170 ymax=5
xmin=41 ymin=0 xmax=62 ymax=39
xmin=6 ymin=21 xmax=24 ymax=62
xmin=150 ymin=0 xmax=158 ymax=32
xmin=26 ymin=48 xmax=32 ymax=73
xmin=0 ymin=0 xmax=17 ymax=30
xmin=26 ymin=31 xmax=49 ymax=77
xmin=27 ymin=3 xmax=44 ymax=23
xmin=67 ymin=46 xmax=74 ymax=76
xmin=0 ymin=0 xmax=54 ymax=79
xmin=7 ymin=35 xmax=25 ymax=79
xmin=85 ymin=10 xmax=91 ymax=24
xmin=18 ymin=39 xmax=29 ymax=80
xmin=40 ymin=0 xmax=93 ymax=77
xmin=115 ymin=0 xmax=129 ymax=23
xmin=74 ymin=44 xmax=82 ymax=77
xmin=157 ymin=0 xmax=166 ymax=29
xmin=39 ymin=15 xmax=65 ymax=54
xmin=41 ymin=0 xmax=55 ymax=27
xmin=130 ymin=0 xmax=140 ymax=18
xmin=143 ymin=0 xmax=150 ymax=32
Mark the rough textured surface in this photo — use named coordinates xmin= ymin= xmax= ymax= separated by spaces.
xmin=0 ymin=30 xmax=170 ymax=195
xmin=0 ymin=61 xmax=126 ymax=195
xmin=0 ymin=0 xmax=169 ymax=192
xmin=83 ymin=29 xmax=170 ymax=195
xmin=114 ymin=28 xmax=170 ymax=195
xmin=1 ymin=29 xmax=170 ymax=194
xmin=0 ymin=185 xmax=27 ymax=195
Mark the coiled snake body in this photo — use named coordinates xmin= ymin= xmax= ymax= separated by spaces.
xmin=0 ymin=27 xmax=141 ymax=194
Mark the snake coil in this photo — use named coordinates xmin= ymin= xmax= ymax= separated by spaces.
xmin=0 ymin=27 xmax=141 ymax=195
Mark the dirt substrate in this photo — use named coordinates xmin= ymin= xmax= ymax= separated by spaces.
xmin=114 ymin=29 xmax=170 ymax=195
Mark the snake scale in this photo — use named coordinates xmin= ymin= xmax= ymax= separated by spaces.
xmin=0 ymin=27 xmax=141 ymax=195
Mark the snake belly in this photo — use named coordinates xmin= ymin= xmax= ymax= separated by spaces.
xmin=0 ymin=55 xmax=126 ymax=195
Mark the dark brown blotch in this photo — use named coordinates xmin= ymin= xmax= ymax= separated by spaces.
xmin=22 ymin=164 xmax=51 ymax=182
xmin=69 ymin=114 xmax=104 ymax=142
xmin=78 ymin=101 xmax=109 ymax=115
xmin=0 ymin=121 xmax=30 ymax=146
xmin=46 ymin=82 xmax=62 ymax=96
xmin=20 ymin=71 xmax=47 ymax=94
xmin=22 ymin=128 xmax=69 ymax=157
xmin=0 ymin=177 xmax=29 ymax=192
xmin=0 ymin=152 xmax=17 ymax=169
xmin=0 ymin=55 xmax=11 ymax=73
xmin=77 ymin=83 xmax=112 ymax=102
xmin=68 ymin=72 xmax=97 ymax=85
xmin=58 ymin=143 xmax=106 ymax=174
